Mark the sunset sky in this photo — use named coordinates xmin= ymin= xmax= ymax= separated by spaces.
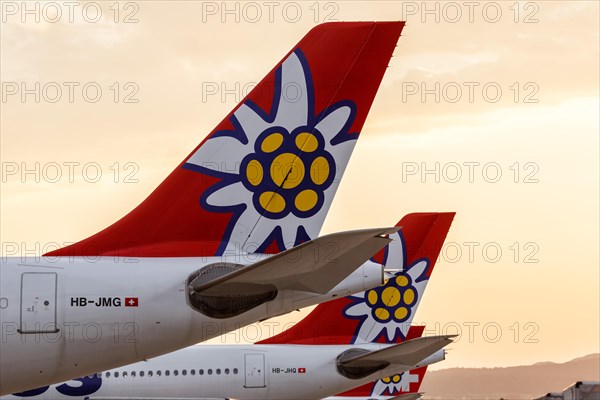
xmin=1 ymin=1 xmax=598 ymax=369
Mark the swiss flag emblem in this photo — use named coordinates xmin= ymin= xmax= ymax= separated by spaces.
xmin=124 ymin=297 xmax=139 ymax=307
xmin=298 ymin=368 xmax=306 ymax=374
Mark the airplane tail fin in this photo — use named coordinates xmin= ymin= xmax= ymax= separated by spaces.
xmin=46 ymin=22 xmax=405 ymax=258
xmin=258 ymin=212 xmax=455 ymax=345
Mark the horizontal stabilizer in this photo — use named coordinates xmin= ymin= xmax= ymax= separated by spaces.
xmin=391 ymin=393 xmax=424 ymax=400
xmin=342 ymin=335 xmax=454 ymax=369
xmin=190 ymin=227 xmax=398 ymax=297
xmin=337 ymin=335 xmax=454 ymax=379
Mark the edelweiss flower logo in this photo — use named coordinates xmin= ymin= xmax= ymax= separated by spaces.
xmin=184 ymin=49 xmax=357 ymax=254
xmin=343 ymin=232 xmax=430 ymax=343
xmin=372 ymin=371 xmax=419 ymax=396
xmin=364 ymin=272 xmax=418 ymax=324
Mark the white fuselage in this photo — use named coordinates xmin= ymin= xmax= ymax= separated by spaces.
xmin=1 ymin=344 xmax=442 ymax=399
xmin=0 ymin=256 xmax=383 ymax=395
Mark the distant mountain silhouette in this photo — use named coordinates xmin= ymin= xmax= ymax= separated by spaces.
xmin=421 ymin=353 xmax=600 ymax=399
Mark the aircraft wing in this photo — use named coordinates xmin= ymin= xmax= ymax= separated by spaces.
xmin=189 ymin=227 xmax=398 ymax=296
xmin=338 ymin=335 xmax=455 ymax=370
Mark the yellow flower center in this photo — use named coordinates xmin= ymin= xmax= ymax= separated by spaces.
xmin=394 ymin=307 xmax=408 ymax=321
xmin=367 ymin=290 xmax=378 ymax=305
xmin=271 ymin=153 xmax=305 ymax=189
xmin=246 ymin=160 xmax=263 ymax=187
xmin=295 ymin=189 xmax=318 ymax=212
xmin=310 ymin=156 xmax=330 ymax=185
xmin=295 ymin=132 xmax=319 ymax=152
xmin=403 ymin=288 xmax=415 ymax=305
xmin=374 ymin=307 xmax=391 ymax=322
xmin=396 ymin=275 xmax=409 ymax=287
xmin=259 ymin=191 xmax=286 ymax=214
xmin=381 ymin=286 xmax=401 ymax=307
xmin=261 ymin=132 xmax=284 ymax=153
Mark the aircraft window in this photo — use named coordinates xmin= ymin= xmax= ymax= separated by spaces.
xmin=199 ymin=369 xmax=204 ymax=375
xmin=216 ymin=369 xmax=221 ymax=375
xmin=165 ymin=370 xmax=170 ymax=376
xmin=114 ymin=372 xmax=119 ymax=378
xmin=148 ymin=371 xmax=153 ymax=377
xmin=182 ymin=370 xmax=187 ymax=376
xmin=156 ymin=370 xmax=161 ymax=376
xmin=106 ymin=372 xmax=111 ymax=378
xmin=233 ymin=368 xmax=238 ymax=375
xmin=174 ymin=370 xmax=179 ymax=376
xmin=140 ymin=371 xmax=145 ymax=377
xmin=123 ymin=371 xmax=128 ymax=378
xmin=190 ymin=369 xmax=196 ymax=376
xmin=131 ymin=371 xmax=136 ymax=377
xmin=208 ymin=369 xmax=213 ymax=375
xmin=225 ymin=368 xmax=230 ymax=375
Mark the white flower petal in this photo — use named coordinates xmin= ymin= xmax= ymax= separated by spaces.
xmin=205 ymin=181 xmax=251 ymax=208
xmin=412 ymin=280 xmax=428 ymax=295
xmin=296 ymin=206 xmax=327 ymax=242
xmin=187 ymin=135 xmax=248 ymax=173
xmin=383 ymin=325 xmax=398 ymax=342
xmin=385 ymin=232 xmax=405 ymax=269
xmin=344 ymin=302 xmax=369 ymax=317
xmin=280 ymin=222 xmax=300 ymax=249
xmin=325 ymin=139 xmax=356 ymax=182
xmin=372 ymin=380 xmax=387 ymax=396
xmin=400 ymin=279 xmax=429 ymax=330
xmin=399 ymin=322 xmax=412 ymax=338
xmin=316 ymin=105 xmax=352 ymax=139
xmin=241 ymin=214 xmax=282 ymax=253
xmin=222 ymin=204 xmax=263 ymax=255
xmin=408 ymin=260 xmax=429 ymax=280
xmin=355 ymin=318 xmax=382 ymax=343
xmin=273 ymin=53 xmax=309 ymax=131
xmin=234 ymin=104 xmax=270 ymax=143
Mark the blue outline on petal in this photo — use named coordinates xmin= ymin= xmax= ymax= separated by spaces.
xmin=210 ymin=114 xmax=250 ymax=145
xmin=396 ymin=230 xmax=408 ymax=269
xmin=291 ymin=49 xmax=315 ymax=125
xmin=342 ymin=301 xmax=371 ymax=344
xmin=294 ymin=225 xmax=311 ymax=246
xmin=254 ymin=225 xmax=286 ymax=254
xmin=242 ymin=63 xmax=284 ymax=125
xmin=371 ymin=319 xmax=407 ymax=344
